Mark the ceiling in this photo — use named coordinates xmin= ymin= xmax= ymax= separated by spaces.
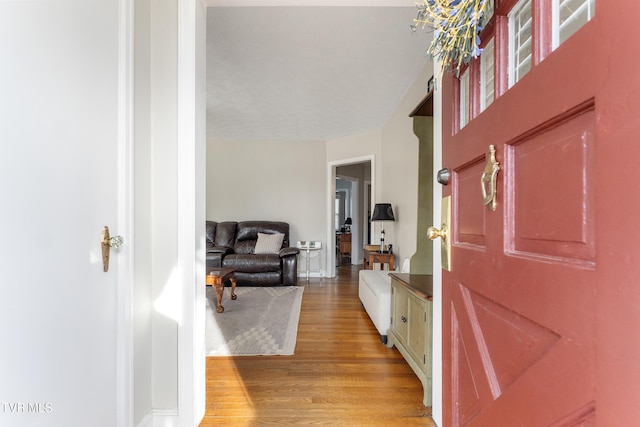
xmin=205 ymin=1 xmax=433 ymax=141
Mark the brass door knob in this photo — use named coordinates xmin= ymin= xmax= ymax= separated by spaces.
xmin=101 ymin=226 xmax=124 ymax=272
xmin=427 ymin=225 xmax=448 ymax=240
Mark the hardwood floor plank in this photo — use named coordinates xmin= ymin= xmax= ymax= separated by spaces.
xmin=200 ymin=265 xmax=436 ymax=426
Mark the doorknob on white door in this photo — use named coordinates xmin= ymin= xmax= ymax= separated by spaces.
xmin=101 ymin=226 xmax=124 ymax=272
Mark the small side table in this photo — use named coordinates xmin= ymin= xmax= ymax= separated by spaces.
xmin=297 ymin=241 xmax=323 ymax=280
xmin=206 ymin=267 xmax=237 ymax=313
xmin=363 ymin=249 xmax=395 ymax=271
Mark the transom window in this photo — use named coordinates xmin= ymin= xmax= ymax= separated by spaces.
xmin=459 ymin=68 xmax=470 ymax=128
xmin=455 ymin=0 xmax=594 ymax=131
xmin=480 ymin=37 xmax=495 ymax=112
xmin=553 ymin=0 xmax=596 ymax=48
xmin=509 ymin=0 xmax=533 ymax=87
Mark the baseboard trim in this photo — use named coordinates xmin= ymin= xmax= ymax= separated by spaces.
xmin=136 ymin=409 xmax=179 ymax=427
xmin=297 ymin=271 xmax=324 ymax=278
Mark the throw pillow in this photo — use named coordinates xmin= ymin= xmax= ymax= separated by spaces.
xmin=254 ymin=232 xmax=284 ymax=254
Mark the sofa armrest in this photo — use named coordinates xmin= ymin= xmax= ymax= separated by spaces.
xmin=279 ymin=247 xmax=300 ymax=257
xmin=207 ymin=246 xmax=233 ymax=255
xmin=281 ymin=249 xmax=299 ymax=286
xmin=206 ymin=246 xmax=234 ymax=269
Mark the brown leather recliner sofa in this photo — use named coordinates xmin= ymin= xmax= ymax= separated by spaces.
xmin=206 ymin=220 xmax=300 ymax=286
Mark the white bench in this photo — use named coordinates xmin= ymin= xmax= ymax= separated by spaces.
xmin=358 ymin=269 xmax=391 ymax=344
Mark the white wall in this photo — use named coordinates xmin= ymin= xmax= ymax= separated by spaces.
xmin=206 ymin=139 xmax=327 ymax=257
xmin=132 ymin=3 xmax=206 ymax=425
xmin=325 ymin=61 xmax=433 ymax=271
xmin=135 ymin=2 xmax=207 ymax=425
xmin=379 ymin=62 xmax=434 ymax=270
xmin=327 ymin=130 xmax=382 ymax=163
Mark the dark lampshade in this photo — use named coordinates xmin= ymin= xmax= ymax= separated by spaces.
xmin=370 ymin=203 xmax=395 ymax=222
xmin=344 ymin=217 xmax=352 ymax=225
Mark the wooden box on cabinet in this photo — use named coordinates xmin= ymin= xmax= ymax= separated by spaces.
xmin=386 ymin=273 xmax=433 ymax=406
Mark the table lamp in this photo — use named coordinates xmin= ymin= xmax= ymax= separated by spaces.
xmin=370 ymin=203 xmax=395 ymax=252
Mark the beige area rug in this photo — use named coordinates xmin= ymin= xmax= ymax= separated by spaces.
xmin=205 ymin=286 xmax=304 ymax=356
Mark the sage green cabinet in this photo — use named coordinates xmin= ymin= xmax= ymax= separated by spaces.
xmin=387 ymin=273 xmax=433 ymax=407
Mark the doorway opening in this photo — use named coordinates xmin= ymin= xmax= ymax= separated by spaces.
xmin=327 ymin=156 xmax=374 ymax=277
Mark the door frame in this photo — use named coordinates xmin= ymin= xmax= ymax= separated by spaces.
xmin=336 ymin=175 xmax=361 ymax=264
xmin=177 ymin=0 xmax=206 ymax=425
xmin=117 ymin=0 xmax=134 ymax=424
xmin=431 ymin=61 xmax=443 ymax=427
xmin=327 ymin=155 xmax=375 ymax=276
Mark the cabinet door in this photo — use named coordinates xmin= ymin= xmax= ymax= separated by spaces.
xmin=391 ymin=283 xmax=408 ymax=342
xmin=407 ymin=293 xmax=427 ymax=367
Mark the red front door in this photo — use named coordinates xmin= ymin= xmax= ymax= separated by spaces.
xmin=440 ymin=1 xmax=640 ymax=425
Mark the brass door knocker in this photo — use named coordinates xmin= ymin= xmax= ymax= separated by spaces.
xmin=481 ymin=145 xmax=500 ymax=211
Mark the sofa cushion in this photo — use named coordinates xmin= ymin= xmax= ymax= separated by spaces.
xmin=214 ymin=221 xmax=237 ymax=247
xmin=254 ymin=232 xmax=285 ymax=254
xmin=236 ymin=221 xmax=290 ymax=247
xmin=234 ymin=240 xmax=256 ymax=254
xmin=233 ymin=271 xmax=282 ymax=287
xmin=206 ymin=221 xmax=217 ymax=247
xmin=223 ymin=253 xmax=282 ymax=273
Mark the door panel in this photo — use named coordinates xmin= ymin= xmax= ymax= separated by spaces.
xmin=440 ymin=2 xmax=606 ymax=425
xmin=508 ymin=103 xmax=595 ymax=264
xmin=393 ymin=285 xmax=409 ymax=342
xmin=407 ymin=293 xmax=427 ymax=363
xmin=457 ymin=159 xmax=487 ymax=247
xmin=0 ymin=2 xmax=124 ymax=426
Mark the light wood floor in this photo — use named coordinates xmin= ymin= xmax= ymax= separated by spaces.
xmin=200 ymin=265 xmax=436 ymax=426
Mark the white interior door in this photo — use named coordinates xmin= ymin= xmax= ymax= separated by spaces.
xmin=0 ymin=2 xmax=128 ymax=426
